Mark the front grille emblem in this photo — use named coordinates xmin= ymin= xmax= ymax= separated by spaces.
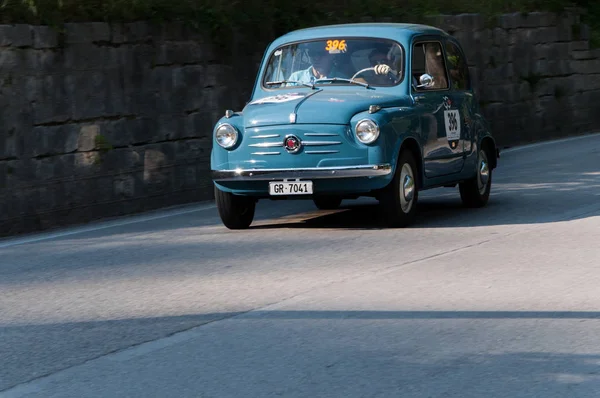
xmin=284 ymin=135 xmax=302 ymax=153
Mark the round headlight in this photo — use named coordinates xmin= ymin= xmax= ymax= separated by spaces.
xmin=215 ymin=123 xmax=239 ymax=149
xmin=355 ymin=119 xmax=380 ymax=144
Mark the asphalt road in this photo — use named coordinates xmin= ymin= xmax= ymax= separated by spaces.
xmin=1 ymin=133 xmax=600 ymax=397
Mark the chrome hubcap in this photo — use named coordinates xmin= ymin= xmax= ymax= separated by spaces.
xmin=478 ymin=150 xmax=489 ymax=195
xmin=400 ymin=163 xmax=415 ymax=213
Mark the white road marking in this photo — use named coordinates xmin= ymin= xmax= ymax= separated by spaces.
xmin=0 ymin=202 xmax=216 ymax=249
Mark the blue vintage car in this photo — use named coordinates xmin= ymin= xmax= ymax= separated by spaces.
xmin=211 ymin=23 xmax=499 ymax=229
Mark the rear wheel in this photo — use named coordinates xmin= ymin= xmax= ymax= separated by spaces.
xmin=379 ymin=149 xmax=419 ymax=227
xmin=459 ymin=148 xmax=492 ymax=208
xmin=313 ymin=196 xmax=343 ymax=210
xmin=214 ymin=185 xmax=256 ymax=229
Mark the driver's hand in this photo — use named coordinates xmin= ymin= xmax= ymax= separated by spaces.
xmin=374 ymin=64 xmax=392 ymax=75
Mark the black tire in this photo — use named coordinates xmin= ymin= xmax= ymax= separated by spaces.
xmin=379 ymin=149 xmax=419 ymax=227
xmin=459 ymin=147 xmax=492 ymax=208
xmin=313 ymin=196 xmax=343 ymax=210
xmin=214 ymin=185 xmax=256 ymax=229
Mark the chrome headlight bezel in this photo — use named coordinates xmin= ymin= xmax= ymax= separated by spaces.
xmin=215 ymin=123 xmax=239 ymax=149
xmin=355 ymin=119 xmax=380 ymax=144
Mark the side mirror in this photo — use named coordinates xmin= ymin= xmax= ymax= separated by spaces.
xmin=417 ymin=74 xmax=434 ymax=88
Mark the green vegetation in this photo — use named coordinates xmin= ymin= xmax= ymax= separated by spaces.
xmin=1 ymin=0 xmax=599 ymax=47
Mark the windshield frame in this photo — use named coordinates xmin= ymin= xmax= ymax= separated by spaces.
xmin=259 ymin=37 xmax=406 ymax=91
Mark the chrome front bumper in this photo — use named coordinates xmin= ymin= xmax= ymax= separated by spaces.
xmin=212 ymin=164 xmax=392 ymax=181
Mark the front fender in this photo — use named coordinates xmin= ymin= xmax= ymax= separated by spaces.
xmin=350 ymin=107 xmax=422 ymax=174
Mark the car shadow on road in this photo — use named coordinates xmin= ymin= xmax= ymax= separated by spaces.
xmin=249 ymin=167 xmax=600 ymax=230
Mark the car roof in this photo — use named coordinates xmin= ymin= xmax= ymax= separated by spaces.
xmin=271 ymin=22 xmax=450 ymax=46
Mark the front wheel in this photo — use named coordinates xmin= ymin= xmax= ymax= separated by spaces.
xmin=379 ymin=149 xmax=419 ymax=227
xmin=214 ymin=185 xmax=256 ymax=229
xmin=459 ymin=148 xmax=492 ymax=208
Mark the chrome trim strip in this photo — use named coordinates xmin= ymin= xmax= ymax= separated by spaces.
xmin=248 ymin=142 xmax=282 ymax=148
xmin=305 ymin=150 xmax=339 ymax=154
xmin=251 ymin=152 xmax=280 ymax=156
xmin=212 ymin=164 xmax=392 ymax=181
xmin=304 ymin=133 xmax=338 ymax=137
xmin=251 ymin=134 xmax=280 ymax=139
xmin=302 ymin=141 xmax=342 ymax=146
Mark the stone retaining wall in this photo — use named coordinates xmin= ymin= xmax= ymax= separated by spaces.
xmin=428 ymin=10 xmax=600 ymax=144
xmin=1 ymin=11 xmax=599 ymax=236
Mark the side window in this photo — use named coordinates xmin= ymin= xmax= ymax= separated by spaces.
xmin=445 ymin=42 xmax=470 ymax=90
xmin=411 ymin=42 xmax=448 ymax=91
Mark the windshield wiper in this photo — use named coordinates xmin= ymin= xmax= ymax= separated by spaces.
xmin=265 ymin=80 xmax=316 ymax=89
xmin=313 ymin=77 xmax=371 ymax=89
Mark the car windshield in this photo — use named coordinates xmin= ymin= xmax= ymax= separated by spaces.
xmin=262 ymin=38 xmax=403 ymax=89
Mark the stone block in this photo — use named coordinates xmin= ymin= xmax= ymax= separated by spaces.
xmin=424 ymin=15 xmax=461 ymax=34
xmin=0 ymin=25 xmax=13 ymax=47
xmin=0 ymin=48 xmax=19 ymax=72
xmin=155 ymin=115 xmax=185 ymax=141
xmin=114 ymin=175 xmax=136 ymax=198
xmin=10 ymin=24 xmax=33 ymax=47
xmin=536 ymin=27 xmax=559 ymax=43
xmin=126 ymin=117 xmax=156 ymax=145
xmin=30 ymin=125 xmax=79 ymax=157
xmin=154 ymin=41 xmax=205 ymax=66
xmin=34 ymin=158 xmax=57 ymax=182
xmin=159 ymin=21 xmax=187 ymax=41
xmin=498 ymin=12 xmax=558 ymax=29
xmin=0 ymin=129 xmax=18 ymax=160
xmin=36 ymin=49 xmax=63 ymax=74
xmin=453 ymin=14 xmax=486 ymax=32
xmin=31 ymin=75 xmax=72 ymax=125
xmin=143 ymin=147 xmax=167 ymax=185
xmin=483 ymin=83 xmax=520 ymax=103
xmin=532 ymin=60 xmax=573 ymax=76
xmin=65 ymin=22 xmax=110 ymax=44
xmin=481 ymin=63 xmax=515 ymax=84
xmin=507 ymin=29 xmax=533 ymax=46
xmin=576 ymin=24 xmax=591 ymax=41
xmin=67 ymin=72 xmax=113 ymax=120
xmin=63 ymin=44 xmax=120 ymax=71
xmin=570 ymin=60 xmax=600 ymax=75
xmin=492 ymin=28 xmax=508 ymax=47
xmin=74 ymin=151 xmax=101 ymax=175
xmin=556 ymin=20 xmax=574 ymax=42
xmin=31 ymin=26 xmax=59 ymax=49
xmin=78 ymin=124 xmax=100 ymax=152
xmin=571 ymin=50 xmax=596 ymax=60
xmin=185 ymin=112 xmax=216 ymax=140
xmin=121 ymin=21 xmax=152 ymax=43
xmin=100 ymin=118 xmax=132 ymax=148
xmin=509 ymin=44 xmax=533 ymax=71
xmin=172 ymin=65 xmax=205 ymax=111
xmin=533 ymin=43 xmax=570 ymax=61
xmin=569 ymin=41 xmax=589 ymax=52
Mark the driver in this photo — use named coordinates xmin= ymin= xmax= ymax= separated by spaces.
xmin=287 ymin=42 xmax=341 ymax=85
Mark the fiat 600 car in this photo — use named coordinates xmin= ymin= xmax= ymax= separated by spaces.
xmin=211 ymin=23 xmax=499 ymax=229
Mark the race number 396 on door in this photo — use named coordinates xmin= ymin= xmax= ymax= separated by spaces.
xmin=444 ymin=109 xmax=461 ymax=141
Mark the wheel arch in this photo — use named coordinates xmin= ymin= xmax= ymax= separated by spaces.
xmin=398 ymin=137 xmax=424 ymax=188
xmin=480 ymin=136 xmax=497 ymax=170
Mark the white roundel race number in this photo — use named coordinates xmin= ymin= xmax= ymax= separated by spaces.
xmin=444 ymin=109 xmax=461 ymax=141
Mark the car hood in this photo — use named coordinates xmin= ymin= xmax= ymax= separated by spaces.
xmin=242 ymin=89 xmax=410 ymax=128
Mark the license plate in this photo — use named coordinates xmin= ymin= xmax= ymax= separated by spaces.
xmin=269 ymin=181 xmax=313 ymax=195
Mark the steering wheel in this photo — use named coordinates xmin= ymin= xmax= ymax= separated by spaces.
xmin=351 ymin=66 xmax=397 ymax=82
